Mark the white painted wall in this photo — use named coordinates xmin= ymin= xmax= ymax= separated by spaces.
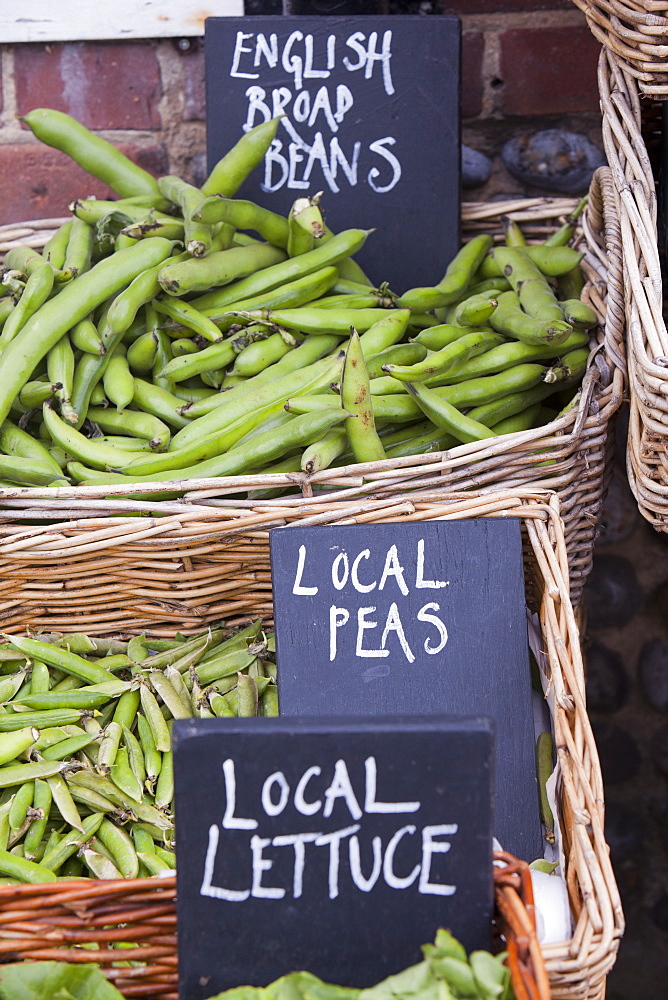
xmin=1 ymin=1 xmax=243 ymax=43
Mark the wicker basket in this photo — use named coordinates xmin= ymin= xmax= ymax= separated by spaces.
xmin=0 ymin=175 xmax=625 ymax=606
xmin=598 ymin=48 xmax=668 ymax=528
xmin=573 ymin=0 xmax=668 ymax=98
xmin=0 ymin=491 xmax=622 ymax=999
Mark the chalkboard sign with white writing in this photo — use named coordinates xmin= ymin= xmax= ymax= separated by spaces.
xmin=174 ymin=716 xmax=493 ymax=1000
xmin=204 ymin=15 xmax=461 ymax=291
xmin=270 ymin=519 xmax=541 ymax=861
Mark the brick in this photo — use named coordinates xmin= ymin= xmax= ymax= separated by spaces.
xmin=462 ymin=31 xmax=484 ymax=119
xmin=499 ymin=25 xmax=601 ymax=116
xmin=15 ymin=42 xmax=162 ymax=130
xmin=182 ymin=49 xmax=206 ymax=122
xmin=0 ymin=142 xmax=167 ymax=225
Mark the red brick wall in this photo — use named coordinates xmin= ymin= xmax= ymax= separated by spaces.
xmin=0 ymin=4 xmax=603 ymax=225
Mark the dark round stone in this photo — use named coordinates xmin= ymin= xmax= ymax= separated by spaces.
xmin=638 ymin=640 xmax=668 ymax=713
xmin=461 ymin=145 xmax=492 ymax=188
xmin=585 ymin=641 xmax=629 ymax=713
xmin=592 ymin=720 xmax=642 ymax=784
xmin=650 ymin=725 xmax=668 ymax=777
xmin=502 ymin=129 xmax=606 ymax=195
xmin=595 ymin=472 xmax=639 ymax=546
xmin=650 ymin=893 xmax=668 ymax=933
xmin=583 ymin=554 xmax=643 ymax=630
xmin=604 ymin=801 xmax=645 ymax=863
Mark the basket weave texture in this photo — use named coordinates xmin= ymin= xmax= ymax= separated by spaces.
xmin=598 ymin=48 xmax=668 ymax=528
xmin=0 ymin=177 xmax=624 ymax=607
xmin=573 ymin=0 xmax=668 ymax=98
xmin=0 ymin=491 xmax=623 ymax=999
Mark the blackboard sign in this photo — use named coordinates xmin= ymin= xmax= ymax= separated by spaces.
xmin=271 ymin=519 xmax=542 ymax=861
xmin=204 ymin=15 xmax=461 ymax=292
xmin=174 ymin=716 xmax=493 ymax=1000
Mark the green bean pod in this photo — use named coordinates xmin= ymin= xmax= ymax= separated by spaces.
xmin=489 ymin=291 xmax=572 ymax=347
xmin=287 ymin=196 xmax=326 ymax=257
xmin=0 ymin=420 xmax=64 ymax=477
xmin=479 ymin=244 xmax=583 ymax=279
xmin=424 ymin=328 xmax=588 ymax=386
xmin=186 ymin=228 xmax=370 ymax=311
xmin=62 ymin=217 xmax=94 ymax=279
xmin=158 ymin=243 xmax=287 ymax=297
xmin=0 ymin=238 xmax=173 ymax=428
xmin=238 ymin=306 xmax=389 ymax=336
xmin=385 ymin=331 xmax=504 ymax=383
xmin=559 ymin=298 xmax=597 ymax=329
xmin=450 ymin=290 xmax=499 ymax=327
xmin=405 ymin=381 xmax=496 ymax=444
xmin=231 ymin=332 xmax=294 ymax=376
xmin=202 ymin=116 xmax=282 ymax=197
xmin=492 ymin=247 xmax=565 ymax=322
xmin=158 ymin=175 xmax=213 ymax=258
xmin=22 ymin=109 xmax=162 ymax=198
xmin=43 ymin=221 xmax=72 ymax=270
xmin=102 ymin=343 xmax=135 ymax=411
xmin=0 ymin=263 xmax=55 ymax=349
xmin=70 ymin=316 xmax=104 ymax=355
xmin=42 ymin=401 xmax=152 ymax=471
xmin=126 ymin=331 xmax=159 ymax=374
xmin=195 ymin=195 xmax=289 ymax=249
xmin=87 ymin=404 xmax=173 ymax=447
xmin=340 ymin=330 xmax=385 ymax=463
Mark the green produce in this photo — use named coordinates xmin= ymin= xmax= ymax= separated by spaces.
xmin=0 ymin=625 xmax=277 ymax=883
xmin=0 ymin=110 xmax=593 ymax=490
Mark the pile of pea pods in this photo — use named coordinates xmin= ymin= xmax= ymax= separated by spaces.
xmin=0 ymin=108 xmax=596 ymax=489
xmin=0 ymin=622 xmax=276 ymax=883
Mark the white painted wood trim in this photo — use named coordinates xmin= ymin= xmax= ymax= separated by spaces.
xmin=1 ymin=1 xmax=244 ymax=43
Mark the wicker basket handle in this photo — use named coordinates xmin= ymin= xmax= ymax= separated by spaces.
xmin=493 ymin=850 xmax=551 ymax=1000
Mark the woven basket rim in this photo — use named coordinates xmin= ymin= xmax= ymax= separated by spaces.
xmin=598 ymin=46 xmax=668 ymax=529
xmin=0 ymin=491 xmax=623 ymax=1000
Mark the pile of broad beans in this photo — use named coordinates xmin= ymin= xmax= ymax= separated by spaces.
xmin=0 ymin=622 xmax=276 ymax=883
xmin=0 ymin=108 xmax=596 ymax=490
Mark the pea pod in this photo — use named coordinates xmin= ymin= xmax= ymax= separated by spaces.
xmin=0 ymin=848 xmax=57 ymax=883
xmin=41 ymin=811 xmax=106 ymax=873
xmin=0 ymin=726 xmax=39 ymax=766
xmin=23 ymin=779 xmax=52 ymax=861
xmin=71 ymin=407 xmax=350 ymax=487
xmin=22 ymin=109 xmax=161 ymax=199
xmin=1 ymin=633 xmax=116 ymax=686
